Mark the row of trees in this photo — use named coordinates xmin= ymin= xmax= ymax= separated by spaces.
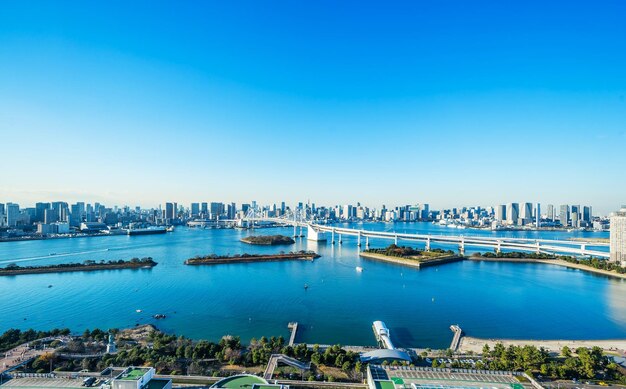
xmin=0 ymin=328 xmax=70 ymax=353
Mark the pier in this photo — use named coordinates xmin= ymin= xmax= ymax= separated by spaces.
xmin=287 ymin=322 xmax=299 ymax=346
xmin=263 ymin=354 xmax=310 ymax=380
xmin=372 ymin=321 xmax=394 ymax=350
xmin=449 ymin=324 xmax=463 ymax=352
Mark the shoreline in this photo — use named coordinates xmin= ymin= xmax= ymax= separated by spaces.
xmin=0 ymin=261 xmax=157 ymax=276
xmin=359 ymin=251 xmax=462 ymax=269
xmin=459 ymin=335 xmax=626 ymax=355
xmin=185 ymin=252 xmax=320 ymax=265
xmin=469 ymin=256 xmax=626 ymax=280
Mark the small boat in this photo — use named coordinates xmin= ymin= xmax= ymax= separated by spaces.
xmin=153 ymin=314 xmax=166 ymax=319
xmin=355 ymin=266 xmax=363 ymax=272
xmin=136 ymin=309 xmax=142 ymax=313
xmin=48 ymin=285 xmax=53 ymax=288
xmin=304 ymin=284 xmax=309 ymax=290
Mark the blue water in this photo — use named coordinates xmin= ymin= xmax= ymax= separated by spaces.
xmin=0 ymin=223 xmax=622 ymax=349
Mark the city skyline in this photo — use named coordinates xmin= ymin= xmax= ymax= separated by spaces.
xmin=2 ymin=1 xmax=626 ymax=213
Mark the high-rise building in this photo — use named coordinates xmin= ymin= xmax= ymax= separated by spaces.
xmin=520 ymin=202 xmax=533 ymax=225
xmin=495 ymin=205 xmax=506 ymax=222
xmin=164 ymin=202 xmax=175 ymax=220
xmin=546 ymin=204 xmax=555 ymax=222
xmin=610 ymin=206 xmax=626 ymax=265
xmin=506 ymin=203 xmax=519 ymax=225
xmin=559 ymin=205 xmax=569 ymax=227
xmin=191 ymin=203 xmax=200 ymax=217
xmin=535 ymin=203 xmax=541 ymax=228
xmin=201 ymin=202 xmax=208 ymax=216
xmin=0 ymin=203 xmax=4 ymax=226
xmin=571 ymin=205 xmax=580 ymax=228
xmin=6 ymin=203 xmax=20 ymax=227
xmin=210 ymin=202 xmax=224 ymax=219
xmin=583 ymin=206 xmax=592 ymax=223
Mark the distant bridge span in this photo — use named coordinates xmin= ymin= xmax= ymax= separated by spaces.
xmin=248 ymin=217 xmax=610 ymax=258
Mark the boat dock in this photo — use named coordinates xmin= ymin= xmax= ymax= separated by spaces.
xmin=372 ymin=321 xmax=394 ymax=350
xmin=449 ymin=324 xmax=463 ymax=352
xmin=287 ymin=322 xmax=298 ymax=346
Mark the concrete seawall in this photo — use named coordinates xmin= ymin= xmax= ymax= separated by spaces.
xmin=359 ymin=252 xmax=463 ymax=269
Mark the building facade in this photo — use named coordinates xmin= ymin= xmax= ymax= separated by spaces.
xmin=610 ymin=206 xmax=626 ymax=265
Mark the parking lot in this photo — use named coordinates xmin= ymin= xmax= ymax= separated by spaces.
xmin=0 ymin=376 xmax=90 ymax=388
xmin=382 ymin=366 xmax=528 ymax=389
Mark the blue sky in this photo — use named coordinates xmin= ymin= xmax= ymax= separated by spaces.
xmin=1 ymin=1 xmax=625 ymax=214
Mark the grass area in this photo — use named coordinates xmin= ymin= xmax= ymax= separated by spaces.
xmin=119 ymin=367 xmax=149 ymax=380
xmin=391 ymin=377 xmax=405 ymax=384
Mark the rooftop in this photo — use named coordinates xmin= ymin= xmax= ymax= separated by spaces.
xmin=211 ymin=374 xmax=268 ymax=389
xmin=117 ymin=367 xmax=151 ymax=381
xmin=146 ymin=378 xmax=171 ymax=389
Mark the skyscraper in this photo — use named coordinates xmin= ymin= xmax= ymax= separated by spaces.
xmin=520 ymin=202 xmax=533 ymax=225
xmin=506 ymin=203 xmax=519 ymax=225
xmin=495 ymin=205 xmax=506 ymax=222
xmin=546 ymin=204 xmax=555 ymax=222
xmin=164 ymin=202 xmax=175 ymax=220
xmin=559 ymin=205 xmax=569 ymax=227
xmin=6 ymin=203 xmax=20 ymax=227
xmin=610 ymin=206 xmax=626 ymax=265
xmin=191 ymin=203 xmax=200 ymax=217
xmin=535 ymin=203 xmax=541 ymax=228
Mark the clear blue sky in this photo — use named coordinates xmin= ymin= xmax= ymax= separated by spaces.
xmin=1 ymin=1 xmax=625 ymax=214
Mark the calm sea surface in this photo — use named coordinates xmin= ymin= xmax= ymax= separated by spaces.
xmin=0 ymin=222 xmax=622 ymax=349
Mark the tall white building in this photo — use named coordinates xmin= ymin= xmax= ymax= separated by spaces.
xmin=506 ymin=203 xmax=519 ymax=225
xmin=520 ymin=202 xmax=533 ymax=225
xmin=494 ymin=205 xmax=506 ymax=222
xmin=610 ymin=206 xmax=626 ymax=265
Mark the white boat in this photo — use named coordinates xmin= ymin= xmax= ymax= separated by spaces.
xmin=356 ymin=266 xmax=363 ymax=272
xmin=136 ymin=309 xmax=142 ymax=313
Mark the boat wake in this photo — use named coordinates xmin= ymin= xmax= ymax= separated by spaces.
xmin=0 ymin=249 xmax=111 ymax=265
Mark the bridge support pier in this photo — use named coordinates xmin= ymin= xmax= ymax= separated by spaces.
xmin=394 ymin=234 xmax=398 ymax=245
xmin=425 ymin=237 xmax=431 ymax=251
xmin=357 ymin=231 xmax=362 ymax=247
xmin=293 ymin=224 xmax=297 ymax=238
xmin=496 ymin=240 xmax=501 ymax=254
xmin=331 ymin=228 xmax=335 ymax=244
xmin=365 ymin=236 xmax=369 ymax=248
xmin=338 ymin=234 xmax=342 ymax=244
xmin=581 ymin=243 xmax=586 ymax=255
xmin=535 ymin=241 xmax=541 ymax=254
xmin=459 ymin=238 xmax=465 ymax=255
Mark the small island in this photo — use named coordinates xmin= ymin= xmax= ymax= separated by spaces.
xmin=240 ymin=234 xmax=295 ymax=245
xmin=0 ymin=257 xmax=157 ymax=276
xmin=185 ymin=251 xmax=319 ymax=265
xmin=360 ymin=244 xmax=461 ymax=268
xmin=470 ymin=251 xmax=626 ymax=279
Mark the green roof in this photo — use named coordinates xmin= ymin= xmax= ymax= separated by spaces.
xmin=212 ymin=375 xmax=267 ymax=389
xmin=118 ymin=367 xmax=150 ymax=380
xmin=375 ymin=380 xmax=396 ymax=389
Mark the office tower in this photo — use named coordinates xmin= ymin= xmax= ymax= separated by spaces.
xmin=0 ymin=203 xmax=4 ymax=226
xmin=421 ymin=204 xmax=430 ymax=220
xmin=241 ymin=204 xmax=250 ymax=214
xmin=6 ymin=203 xmax=20 ymax=227
xmin=228 ymin=203 xmax=236 ymax=219
xmin=610 ymin=206 xmax=626 ymax=264
xmin=570 ymin=205 xmax=580 ymax=227
xmin=201 ymin=202 xmax=208 ymax=216
xmin=165 ymin=202 xmax=175 ymax=220
xmin=280 ymin=202 xmax=286 ymax=214
xmin=210 ymin=202 xmax=224 ymax=219
xmin=191 ymin=203 xmax=200 ymax=217
xmin=35 ymin=202 xmax=50 ymax=223
xmin=44 ymin=208 xmax=58 ymax=224
xmin=342 ymin=204 xmax=353 ymax=220
xmin=583 ymin=206 xmax=592 ymax=223
xmin=547 ymin=204 xmax=555 ymax=222
xmin=559 ymin=205 xmax=569 ymax=227
xmin=494 ymin=205 xmax=506 ymax=222
xmin=506 ymin=203 xmax=519 ymax=225
xmin=520 ymin=202 xmax=533 ymax=225
xmin=535 ymin=203 xmax=541 ymax=228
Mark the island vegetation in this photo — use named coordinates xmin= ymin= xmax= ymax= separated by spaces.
xmin=241 ymin=235 xmax=295 ymax=245
xmin=185 ymin=251 xmax=320 ymax=265
xmin=0 ymin=257 xmax=157 ymax=276
xmin=361 ymin=244 xmax=460 ymax=268
xmin=474 ymin=251 xmax=626 ymax=274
